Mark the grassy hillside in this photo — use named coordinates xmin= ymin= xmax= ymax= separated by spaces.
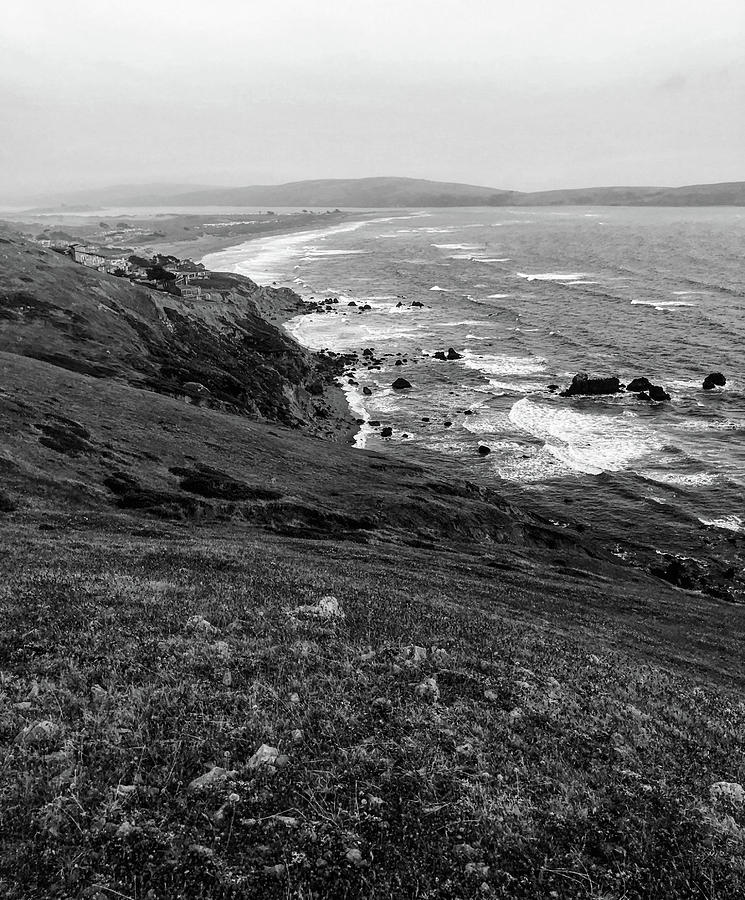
xmin=1 ymin=233 xmax=744 ymax=898
xmin=25 ymin=177 xmax=745 ymax=209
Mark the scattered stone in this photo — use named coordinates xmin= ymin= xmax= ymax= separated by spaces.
xmin=381 ymin=427 xmax=393 ymax=437
xmin=187 ymin=765 xmax=236 ymax=794
xmin=710 ymin=781 xmax=745 ymax=807
xmin=293 ymin=595 xmax=345 ymax=620
xmin=394 ymin=359 xmax=403 ymax=366
xmin=703 ymin=372 xmax=726 ymax=390
xmin=430 ymin=647 xmax=452 ymax=667
xmin=415 ymin=676 xmax=440 ymax=703
xmin=248 ymin=744 xmax=279 ymax=770
xmin=185 ymin=615 xmax=217 ymax=637
xmin=182 ymin=381 xmax=211 ymax=395
xmin=16 ymin=719 xmax=60 ymax=746
xmin=264 ymin=864 xmax=286 ymax=878
xmin=116 ymin=821 xmax=137 ymax=839
xmin=478 ymin=445 xmax=491 ymax=456
xmin=444 ymin=420 xmax=452 ymax=428
xmin=272 ymin=814 xmax=299 ymax=826
xmin=391 ymin=377 xmax=412 ymax=390
xmin=547 ymin=384 xmax=559 ymax=392
xmin=371 ymin=697 xmax=393 ymax=716
xmin=400 ymin=645 xmax=427 ymax=665
xmin=454 ymin=843 xmax=480 ymax=860
xmin=362 ymin=386 xmax=372 ymax=395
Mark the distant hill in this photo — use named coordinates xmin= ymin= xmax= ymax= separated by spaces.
xmin=125 ymin=177 xmax=516 ymax=208
xmin=18 ymin=177 xmax=745 ymax=209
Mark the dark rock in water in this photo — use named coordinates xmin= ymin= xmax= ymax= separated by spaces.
xmin=369 ymin=420 xmax=381 ymax=427
xmin=391 ymin=378 xmax=412 ymax=390
xmin=547 ymin=384 xmax=559 ymax=392
xmin=348 ymin=301 xmax=357 ymax=306
xmin=434 ymin=348 xmax=463 ymax=361
xmin=478 ymin=445 xmax=491 ymax=456
xmin=647 ymin=384 xmax=670 ymax=402
xmin=703 ymin=372 xmax=726 ymax=390
xmin=627 ymin=377 xmax=653 ymax=393
xmin=380 ymin=426 xmax=393 ymax=437
xmin=394 ymin=359 xmax=403 ymax=366
xmin=464 ymin=410 xmax=473 ymax=415
xmin=444 ymin=421 xmax=452 ymax=428
xmin=411 ymin=301 xmax=424 ymax=308
xmin=396 ymin=301 xmax=403 ymax=308
xmin=421 ymin=417 xmax=430 ymax=422
xmin=362 ymin=386 xmax=372 ymax=396
xmin=560 ymin=372 xmax=622 ymax=397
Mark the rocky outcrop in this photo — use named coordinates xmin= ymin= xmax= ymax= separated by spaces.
xmin=434 ymin=348 xmax=463 ymax=361
xmin=643 ymin=384 xmax=671 ymax=402
xmin=392 ymin=377 xmax=412 ymax=390
xmin=627 ymin=377 xmax=653 ymax=392
xmin=703 ymin=372 xmax=726 ymax=390
xmin=561 ymin=373 xmax=622 ymax=397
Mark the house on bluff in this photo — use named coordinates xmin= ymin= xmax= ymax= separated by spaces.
xmin=70 ymin=245 xmax=132 ymax=275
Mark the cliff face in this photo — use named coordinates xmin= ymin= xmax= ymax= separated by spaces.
xmin=0 ymin=233 xmax=351 ymax=438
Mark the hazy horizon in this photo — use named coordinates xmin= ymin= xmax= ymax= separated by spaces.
xmin=3 ymin=0 xmax=744 ymax=200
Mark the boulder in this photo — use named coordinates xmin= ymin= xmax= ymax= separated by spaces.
xmin=182 ymin=382 xmax=211 ymax=395
xmin=703 ymin=372 xmax=726 ymax=390
xmin=478 ymin=445 xmax=491 ymax=456
xmin=560 ymin=372 xmax=622 ymax=397
xmin=433 ymin=351 xmax=447 ymax=361
xmin=248 ymin=744 xmax=280 ymax=770
xmin=710 ymin=781 xmax=745 ymax=807
xmin=411 ymin=301 xmax=424 ymax=308
xmin=187 ymin=765 xmax=236 ymax=794
xmin=647 ymin=384 xmax=670 ymax=402
xmin=446 ymin=347 xmax=462 ymax=360
xmin=627 ymin=377 xmax=653 ymax=392
xmin=362 ymin=386 xmax=372 ymax=396
xmin=391 ymin=377 xmax=412 ymax=390
xmin=380 ymin=427 xmax=393 ymax=437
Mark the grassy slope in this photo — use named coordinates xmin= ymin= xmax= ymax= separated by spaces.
xmin=1 ymin=235 xmax=744 ymax=898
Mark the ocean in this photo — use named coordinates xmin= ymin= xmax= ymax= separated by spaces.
xmin=203 ymin=206 xmax=745 ymax=579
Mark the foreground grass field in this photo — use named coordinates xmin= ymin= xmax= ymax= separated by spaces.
xmin=1 ymin=520 xmax=744 ymax=899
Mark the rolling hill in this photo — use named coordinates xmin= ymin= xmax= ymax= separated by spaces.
xmin=20 ymin=177 xmax=745 ymax=210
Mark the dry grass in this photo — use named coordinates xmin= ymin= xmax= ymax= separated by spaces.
xmin=1 ymin=524 xmax=743 ymax=899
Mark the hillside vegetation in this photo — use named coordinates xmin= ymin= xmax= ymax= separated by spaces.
xmin=28 ymin=177 xmax=745 ymax=209
xmin=1 ymin=231 xmax=744 ymax=898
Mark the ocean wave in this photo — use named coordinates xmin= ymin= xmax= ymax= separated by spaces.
xmin=641 ymin=471 xmax=720 ymax=487
xmin=460 ymin=349 xmax=546 ymax=378
xmin=431 ymin=243 xmax=483 ymax=250
xmin=516 ymin=271 xmax=588 ymax=281
xmin=472 ymin=257 xmax=511 ymax=263
xmin=429 ymin=285 xmax=450 ymax=291
xmin=631 ymin=299 xmax=695 ymax=309
xmin=699 ymin=514 xmax=742 ymax=532
xmin=508 ymin=397 xmax=659 ymax=475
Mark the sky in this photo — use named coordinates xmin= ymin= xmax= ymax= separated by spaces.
xmin=2 ymin=0 xmax=744 ymax=198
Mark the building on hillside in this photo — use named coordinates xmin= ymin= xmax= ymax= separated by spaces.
xmin=173 ymin=260 xmax=209 ymax=285
xmin=70 ymin=245 xmax=132 ymax=275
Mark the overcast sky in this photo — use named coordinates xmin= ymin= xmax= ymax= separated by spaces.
xmin=2 ymin=0 xmax=744 ymax=198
